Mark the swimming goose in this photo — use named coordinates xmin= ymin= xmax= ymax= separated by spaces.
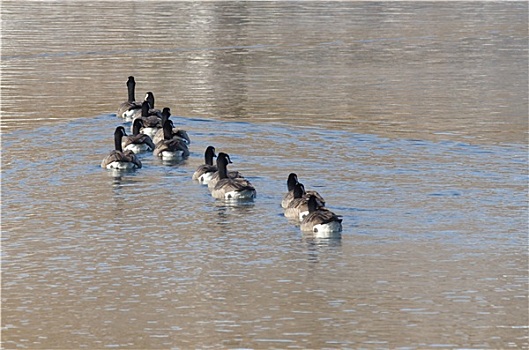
xmin=153 ymin=119 xmax=190 ymax=160
xmin=210 ymin=152 xmax=256 ymax=200
xmin=283 ymin=183 xmax=311 ymax=220
xmin=281 ymin=173 xmax=325 ymax=208
xmin=117 ymin=76 xmax=142 ymax=121
xmin=152 ymin=108 xmax=191 ymax=145
xmin=122 ymin=118 xmax=156 ymax=153
xmin=133 ymin=101 xmax=162 ymax=139
xmin=192 ymin=146 xmax=217 ymax=184
xmin=300 ymin=195 xmax=342 ymax=234
xmin=101 ymin=126 xmax=142 ymax=169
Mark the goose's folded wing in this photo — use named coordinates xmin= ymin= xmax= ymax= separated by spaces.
xmin=315 ymin=209 xmax=343 ymax=224
xmin=101 ymin=150 xmax=125 ymax=167
xmin=128 ymin=134 xmax=155 ymax=149
xmin=123 ymin=150 xmax=142 ymax=168
xmin=193 ymin=164 xmax=217 ymax=180
xmin=305 ymin=190 xmax=326 ymax=206
xmin=215 ymin=178 xmax=255 ymax=192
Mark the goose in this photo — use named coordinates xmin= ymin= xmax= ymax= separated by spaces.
xmin=153 ymin=119 xmax=190 ymax=160
xmin=152 ymin=108 xmax=191 ymax=145
xmin=283 ymin=183 xmax=311 ymax=220
xmin=122 ymin=118 xmax=156 ymax=153
xmin=117 ymin=76 xmax=142 ymax=121
xmin=210 ymin=152 xmax=256 ymax=200
xmin=133 ymin=101 xmax=162 ymax=139
xmin=101 ymin=126 xmax=142 ymax=170
xmin=192 ymin=146 xmax=217 ymax=184
xmin=281 ymin=173 xmax=325 ymax=208
xmin=300 ymin=195 xmax=342 ymax=234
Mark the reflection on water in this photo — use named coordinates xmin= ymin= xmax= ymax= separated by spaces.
xmin=2 ymin=113 xmax=527 ymax=349
xmin=1 ymin=1 xmax=528 ymax=349
xmin=1 ymin=1 xmax=527 ymax=145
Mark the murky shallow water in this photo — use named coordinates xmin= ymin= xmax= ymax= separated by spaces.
xmin=1 ymin=1 xmax=528 ymax=349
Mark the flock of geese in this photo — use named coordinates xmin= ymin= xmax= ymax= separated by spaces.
xmin=101 ymin=76 xmax=343 ymax=235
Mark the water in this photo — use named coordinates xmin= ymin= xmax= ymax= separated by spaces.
xmin=1 ymin=2 xmax=528 ymax=349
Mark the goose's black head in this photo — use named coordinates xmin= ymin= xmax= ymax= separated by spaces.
xmin=287 ymin=173 xmax=299 ymax=191
xmin=217 ymin=152 xmax=232 ymax=164
xmin=132 ymin=118 xmax=143 ymax=135
xmin=145 ymin=92 xmax=155 ymax=109
xmin=205 ymin=146 xmax=217 ymax=165
xmin=113 ymin=126 xmax=127 ymax=151
xmin=115 ymin=126 xmax=127 ymax=137
xmin=126 ymin=76 xmax=136 ymax=102
xmin=216 ymin=152 xmax=232 ymax=179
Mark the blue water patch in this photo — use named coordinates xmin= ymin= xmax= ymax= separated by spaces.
xmin=2 ymin=113 xmax=526 ymax=250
